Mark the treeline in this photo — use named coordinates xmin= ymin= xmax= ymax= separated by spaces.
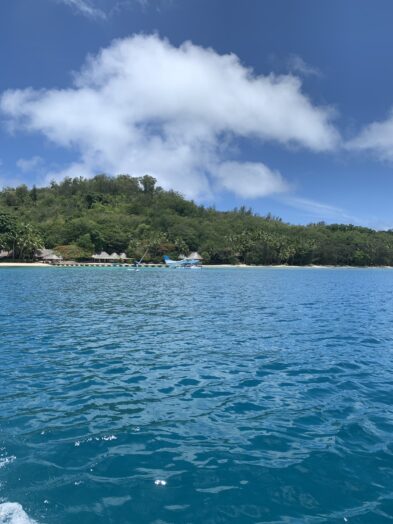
xmin=1 ymin=174 xmax=393 ymax=266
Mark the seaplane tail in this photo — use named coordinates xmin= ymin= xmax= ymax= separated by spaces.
xmin=163 ymin=255 xmax=181 ymax=267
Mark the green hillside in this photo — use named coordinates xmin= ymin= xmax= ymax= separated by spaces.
xmin=1 ymin=174 xmax=393 ymax=266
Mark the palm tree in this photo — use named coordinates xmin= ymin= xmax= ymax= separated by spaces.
xmin=11 ymin=223 xmax=43 ymax=260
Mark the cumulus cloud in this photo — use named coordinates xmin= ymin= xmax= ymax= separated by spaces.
xmin=0 ymin=34 xmax=339 ymax=199
xmin=347 ymin=109 xmax=393 ymax=161
xmin=214 ymin=161 xmax=288 ymax=198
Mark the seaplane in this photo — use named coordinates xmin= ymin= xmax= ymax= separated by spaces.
xmin=163 ymin=254 xmax=202 ymax=269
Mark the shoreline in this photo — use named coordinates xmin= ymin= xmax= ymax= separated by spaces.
xmin=0 ymin=262 xmax=50 ymax=267
xmin=1 ymin=262 xmax=393 ymax=269
xmin=204 ymin=264 xmax=393 ymax=269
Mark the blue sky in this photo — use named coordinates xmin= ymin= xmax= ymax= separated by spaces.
xmin=1 ymin=0 xmax=393 ymax=227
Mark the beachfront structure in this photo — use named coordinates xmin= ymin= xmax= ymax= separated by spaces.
xmin=0 ymin=248 xmax=62 ymax=262
xmin=36 ymin=248 xmax=63 ymax=261
xmin=46 ymin=254 xmax=62 ymax=261
xmin=92 ymin=252 xmax=129 ymax=262
xmin=92 ymin=251 xmax=111 ymax=262
xmin=186 ymin=252 xmax=203 ymax=261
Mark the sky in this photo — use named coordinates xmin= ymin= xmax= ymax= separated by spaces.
xmin=1 ymin=0 xmax=393 ymax=227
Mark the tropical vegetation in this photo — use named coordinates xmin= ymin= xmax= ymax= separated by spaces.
xmin=0 ymin=211 xmax=43 ymax=259
xmin=1 ymin=174 xmax=393 ymax=266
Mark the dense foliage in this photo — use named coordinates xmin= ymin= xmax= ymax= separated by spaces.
xmin=0 ymin=210 xmax=43 ymax=259
xmin=1 ymin=174 xmax=393 ymax=265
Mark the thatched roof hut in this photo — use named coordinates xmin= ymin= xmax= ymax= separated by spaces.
xmin=187 ymin=251 xmax=203 ymax=260
xmin=36 ymin=248 xmax=63 ymax=261
xmin=92 ymin=251 xmax=110 ymax=261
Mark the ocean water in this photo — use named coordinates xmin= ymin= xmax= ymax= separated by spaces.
xmin=1 ymin=267 xmax=393 ymax=523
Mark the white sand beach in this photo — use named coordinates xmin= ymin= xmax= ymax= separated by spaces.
xmin=0 ymin=262 xmax=50 ymax=267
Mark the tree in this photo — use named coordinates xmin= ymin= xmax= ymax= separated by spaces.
xmin=15 ymin=184 xmax=29 ymax=206
xmin=12 ymin=223 xmax=43 ymax=259
xmin=31 ymin=185 xmax=38 ymax=205
xmin=77 ymin=233 xmax=94 ymax=253
xmin=140 ymin=174 xmax=156 ymax=194
xmin=0 ymin=212 xmax=17 ymax=252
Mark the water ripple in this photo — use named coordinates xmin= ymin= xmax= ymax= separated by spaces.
xmin=1 ymin=267 xmax=393 ymax=522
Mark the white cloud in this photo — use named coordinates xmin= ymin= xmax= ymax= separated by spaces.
xmin=214 ymin=161 xmax=288 ymax=198
xmin=287 ymin=54 xmax=321 ymax=78
xmin=347 ymin=109 xmax=393 ymax=161
xmin=16 ymin=156 xmax=44 ymax=173
xmin=57 ymin=0 xmax=169 ymax=19
xmin=58 ymin=0 xmax=106 ymax=19
xmin=0 ymin=34 xmax=339 ymax=199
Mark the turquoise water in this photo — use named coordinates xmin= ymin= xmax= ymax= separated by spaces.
xmin=1 ymin=267 xmax=393 ymax=523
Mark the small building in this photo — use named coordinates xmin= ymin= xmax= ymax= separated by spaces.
xmin=92 ymin=251 xmax=125 ymax=263
xmin=46 ymin=254 xmax=62 ymax=262
xmin=36 ymin=248 xmax=63 ymax=261
xmin=92 ymin=251 xmax=110 ymax=262
xmin=187 ymin=252 xmax=203 ymax=261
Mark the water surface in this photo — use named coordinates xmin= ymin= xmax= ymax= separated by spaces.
xmin=1 ymin=267 xmax=393 ymax=523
